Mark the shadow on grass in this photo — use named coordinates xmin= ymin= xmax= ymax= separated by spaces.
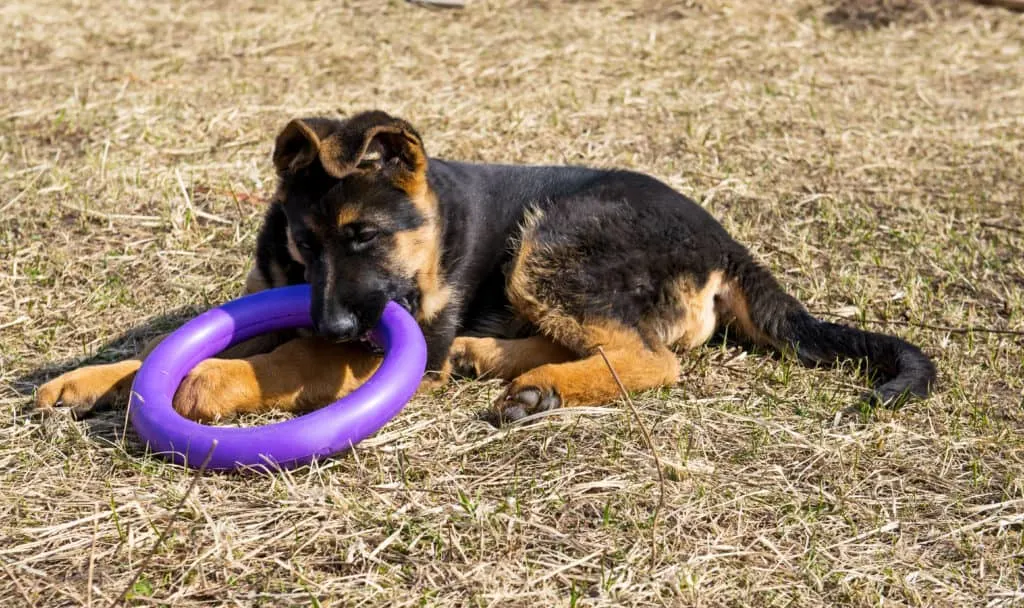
xmin=12 ymin=312 xmax=893 ymax=447
xmin=11 ymin=307 xmax=204 ymax=444
xmin=15 ymin=306 xmax=203 ymax=391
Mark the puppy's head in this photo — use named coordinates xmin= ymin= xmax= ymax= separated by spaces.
xmin=271 ymin=110 xmax=446 ymax=341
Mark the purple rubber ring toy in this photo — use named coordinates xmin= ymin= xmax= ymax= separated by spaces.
xmin=128 ymin=284 xmax=427 ymax=471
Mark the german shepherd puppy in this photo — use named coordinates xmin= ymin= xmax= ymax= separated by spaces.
xmin=36 ymin=110 xmax=936 ymax=423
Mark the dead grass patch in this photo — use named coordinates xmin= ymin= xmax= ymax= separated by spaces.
xmin=2 ymin=0 xmax=1023 ymax=606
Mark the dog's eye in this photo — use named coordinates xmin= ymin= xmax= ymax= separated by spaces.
xmin=353 ymin=226 xmax=379 ymax=244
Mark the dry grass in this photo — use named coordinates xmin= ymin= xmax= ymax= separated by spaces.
xmin=2 ymin=0 xmax=1023 ymax=606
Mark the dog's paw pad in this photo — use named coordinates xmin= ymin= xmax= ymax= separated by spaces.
xmin=500 ymin=403 xmax=528 ymax=424
xmin=495 ymin=386 xmax=562 ymax=424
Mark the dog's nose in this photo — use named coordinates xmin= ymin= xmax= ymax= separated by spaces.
xmin=314 ymin=310 xmax=360 ymax=342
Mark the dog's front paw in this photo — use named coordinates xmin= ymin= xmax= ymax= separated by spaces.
xmin=173 ymin=359 xmax=259 ymax=422
xmin=448 ymin=339 xmax=481 ymax=378
xmin=493 ymin=383 xmax=562 ymax=424
xmin=35 ymin=361 xmax=141 ymax=418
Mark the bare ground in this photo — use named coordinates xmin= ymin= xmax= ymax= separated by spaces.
xmin=1 ymin=0 xmax=1023 ymax=606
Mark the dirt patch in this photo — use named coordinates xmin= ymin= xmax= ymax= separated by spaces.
xmin=824 ymin=0 xmax=961 ymax=28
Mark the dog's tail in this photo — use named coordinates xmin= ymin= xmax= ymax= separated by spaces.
xmin=724 ymin=255 xmax=936 ymax=404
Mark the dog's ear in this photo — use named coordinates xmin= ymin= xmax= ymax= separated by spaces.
xmin=319 ymin=111 xmax=427 ymax=190
xmin=272 ymin=118 xmax=338 ymax=175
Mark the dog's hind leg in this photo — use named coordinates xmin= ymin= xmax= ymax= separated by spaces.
xmin=492 ymin=320 xmax=679 ymax=422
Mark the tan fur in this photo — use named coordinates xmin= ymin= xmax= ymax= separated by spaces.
xmin=380 ymin=127 xmax=430 ymax=206
xmin=501 ymin=235 xmax=774 ymax=412
xmin=714 ymin=278 xmax=768 ymax=345
xmin=36 ymin=265 xmax=284 ymax=418
xmin=505 ymin=349 xmax=679 ymax=407
xmin=243 ymin=266 xmax=270 ymax=295
xmin=643 ymin=271 xmax=769 ymax=349
xmin=336 ymin=204 xmax=363 ymax=227
xmin=318 ymin=124 xmax=427 ymax=190
xmin=174 ymin=337 xmax=382 ymax=421
xmin=635 ymin=271 xmax=770 ymax=352
xmin=35 ymin=360 xmax=143 ymax=415
xmin=642 ymin=270 xmax=724 ymax=350
xmin=504 ymin=208 xmax=594 ymax=352
xmin=300 ymin=116 xmax=450 ymax=324
xmin=316 ymin=133 xmax=346 ymax=177
xmin=390 ymin=189 xmax=451 ymax=324
xmin=391 ymin=144 xmax=442 ymax=314
xmin=501 ymin=321 xmax=680 ymax=409
xmin=502 ymin=246 xmax=763 ymax=410
xmin=450 ymin=335 xmax=576 ymax=380
xmin=418 ymin=359 xmax=452 ymax=392
xmin=503 ymin=217 xmax=731 ymax=410
xmin=39 ymin=112 xmax=786 ymax=423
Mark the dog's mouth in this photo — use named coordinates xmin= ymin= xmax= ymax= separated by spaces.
xmin=355 ymin=331 xmax=385 ymax=354
xmin=396 ymin=293 xmax=419 ymax=318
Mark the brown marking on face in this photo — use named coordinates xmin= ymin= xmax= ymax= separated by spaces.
xmin=337 ymin=204 xmax=363 ymax=227
xmin=296 ymin=114 xmax=438 ymax=319
xmin=389 ymin=189 xmax=451 ymax=324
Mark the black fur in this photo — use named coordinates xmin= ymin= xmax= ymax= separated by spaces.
xmin=728 ymin=255 xmax=935 ymax=402
xmin=260 ymin=111 xmax=936 ymax=406
xmin=256 ymin=203 xmax=307 ymax=287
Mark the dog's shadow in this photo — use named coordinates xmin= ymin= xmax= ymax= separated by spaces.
xmin=12 ymin=307 xmax=202 ymax=445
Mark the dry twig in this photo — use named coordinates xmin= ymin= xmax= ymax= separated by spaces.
xmin=597 ymin=346 xmax=666 ymax=570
